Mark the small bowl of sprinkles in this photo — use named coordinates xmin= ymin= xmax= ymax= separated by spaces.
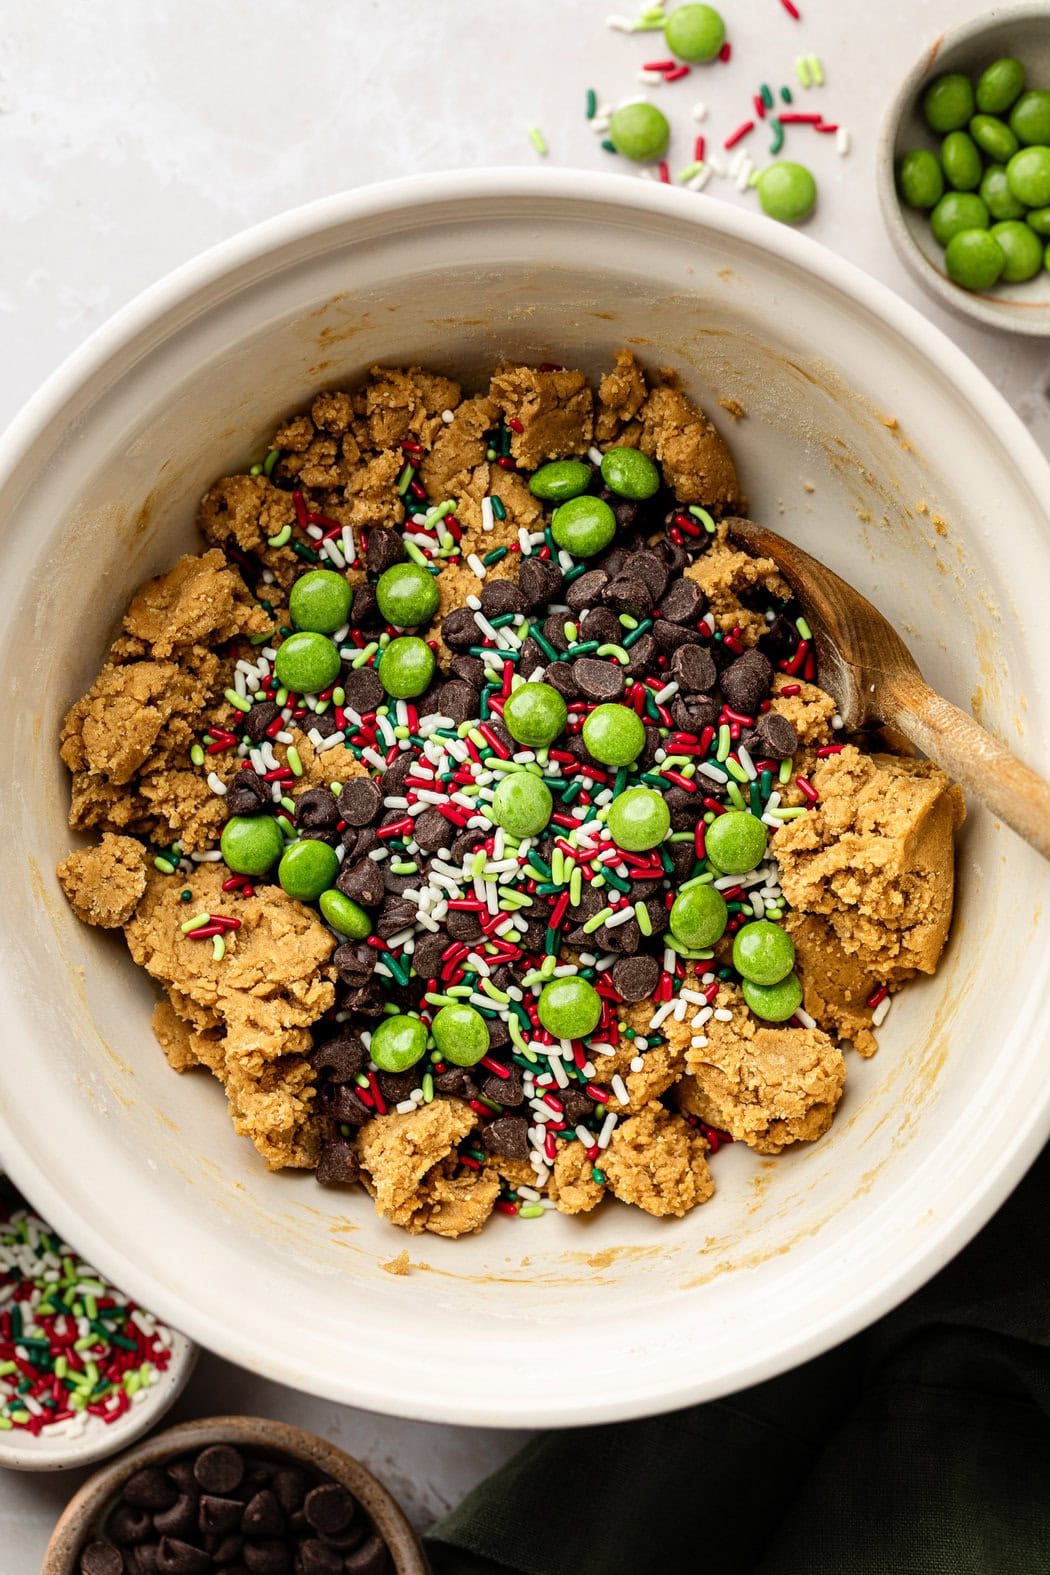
xmin=0 ymin=1174 xmax=196 ymax=1470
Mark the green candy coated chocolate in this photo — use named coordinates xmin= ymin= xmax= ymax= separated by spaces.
xmin=600 ymin=446 xmax=661 ymax=500
xmin=369 ymin=1014 xmax=428 ymax=1074
xmin=278 ymin=839 xmax=339 ymax=901
xmin=581 ymin=703 xmax=646 ymax=767
xmin=1009 ymin=89 xmax=1050 ymax=147
xmin=432 ymin=1004 xmax=490 ymax=1067
xmin=923 ymin=73 xmax=975 ymax=134
xmin=1007 ymin=145 xmax=1050 ymax=207
xmin=664 ymin=2 xmax=725 ymax=62
xmin=550 ymin=494 xmax=617 ymax=558
xmin=528 ymin=459 xmax=593 ymax=502
xmin=537 ymin=976 xmax=602 ymax=1040
xmin=755 ymin=161 xmax=817 ymax=224
xmin=220 ymin=815 xmax=285 ymax=877
xmin=608 ymin=101 xmax=671 ymax=162
xmin=704 ymin=810 xmax=768 ymax=875
xmin=990 ymin=219 xmax=1045 ymax=281
xmin=898 ymin=149 xmax=943 ymax=209
xmin=319 ymin=888 xmax=372 ymax=939
xmin=503 ymin=682 xmax=567 ymax=749
xmin=607 ymin=787 xmax=670 ymax=851
xmin=940 ymin=130 xmax=982 ymax=191
xmin=289 ymin=569 xmax=353 ymax=634
xmin=980 ymin=165 xmax=1025 ymax=221
xmin=375 ymin=562 xmax=440 ymax=628
xmin=969 ymin=113 xmax=1019 ymax=165
xmin=491 ymin=773 xmax=553 ymax=837
xmin=1026 ymin=205 xmax=1050 ymax=235
xmin=378 ymin=636 xmax=435 ymax=699
xmin=930 ymin=190 xmax=989 ymax=245
xmin=732 ymin=919 xmax=795 ymax=986
xmin=945 ymin=228 xmax=1005 ymax=290
xmin=976 ymin=58 xmax=1025 ymax=116
xmin=274 ymin=631 xmax=341 ymax=695
xmin=742 ymin=972 xmax=803 ymax=1023
xmin=669 ymin=883 xmax=727 ymax=949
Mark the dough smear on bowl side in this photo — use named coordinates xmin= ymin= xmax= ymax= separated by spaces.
xmin=56 ymin=352 xmax=964 ymax=1238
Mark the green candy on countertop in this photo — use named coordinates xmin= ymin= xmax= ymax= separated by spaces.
xmin=220 ymin=815 xmax=284 ymax=877
xmin=503 ymin=682 xmax=567 ymax=749
xmin=664 ymin=2 xmax=725 ymax=63
xmin=608 ymin=102 xmax=671 ymax=162
xmin=898 ymin=149 xmax=944 ymax=209
xmin=923 ymin=72 xmax=975 ymax=134
xmin=704 ymin=810 xmax=768 ymax=875
xmin=432 ymin=1004 xmax=490 ymax=1067
xmin=528 ymin=459 xmax=593 ymax=503
xmin=581 ymin=703 xmax=645 ymax=767
xmin=990 ymin=220 xmax=1044 ymax=281
xmin=550 ymin=494 xmax=617 ymax=558
xmin=976 ymin=57 xmax=1025 ymax=115
xmin=930 ymin=191 xmax=989 ymax=246
xmin=537 ymin=976 xmax=602 ymax=1041
xmin=742 ymin=972 xmax=803 ymax=1023
xmin=278 ymin=839 xmax=339 ymax=901
xmin=378 ymin=636 xmax=435 ymax=699
xmin=375 ymin=562 xmax=440 ymax=628
xmin=274 ymin=631 xmax=341 ymax=696
xmin=944 ymin=228 xmax=1005 ymax=290
xmin=669 ymin=884 xmax=728 ymax=950
xmin=941 ymin=130 xmax=982 ymax=192
xmin=600 ymin=446 xmax=661 ymax=501
xmin=755 ymin=162 xmax=817 ymax=224
xmin=369 ymin=1014 xmax=428 ymax=1073
xmin=732 ymin=920 xmax=796 ymax=987
xmin=288 ymin=569 xmax=353 ymax=635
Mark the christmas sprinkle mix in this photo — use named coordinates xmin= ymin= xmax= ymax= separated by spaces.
xmin=0 ymin=1176 xmax=173 ymax=1437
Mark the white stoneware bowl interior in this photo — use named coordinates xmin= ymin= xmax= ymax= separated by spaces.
xmin=0 ymin=170 xmax=1048 ymax=1428
xmin=877 ymin=2 xmax=1050 ymax=335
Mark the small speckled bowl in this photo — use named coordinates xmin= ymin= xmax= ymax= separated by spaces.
xmin=877 ymin=2 xmax=1050 ymax=335
xmin=41 ymin=1415 xmax=429 ymax=1573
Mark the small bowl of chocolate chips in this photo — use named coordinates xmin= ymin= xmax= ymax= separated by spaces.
xmin=43 ymin=1414 xmax=427 ymax=1575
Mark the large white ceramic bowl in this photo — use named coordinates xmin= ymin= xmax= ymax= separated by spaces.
xmin=1 ymin=170 xmax=1048 ymax=1428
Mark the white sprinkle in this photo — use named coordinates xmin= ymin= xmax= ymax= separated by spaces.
xmin=629 ymin=1055 xmax=644 ymax=1073
xmin=795 ymin=1006 xmax=818 ymax=1029
xmin=653 ymin=680 xmax=679 ymax=704
xmin=649 ymin=1000 xmax=676 ymax=1030
xmin=705 ymin=154 xmax=724 ymax=177
xmin=324 ymin=540 xmax=347 ymax=569
xmin=687 ymin=165 xmax=713 ymax=193
xmin=750 ymin=892 xmax=765 ymax=919
xmin=713 ymin=1007 xmax=734 ymax=1023
xmin=191 ymin=850 xmax=224 ymax=862
xmin=396 ymin=1099 xmax=417 ymax=1115
xmin=611 ymin=1074 xmax=630 ymax=1106
xmin=206 ymin=771 xmax=227 ymax=796
xmin=637 ymin=67 xmax=666 ymax=84
xmin=697 ymin=762 xmax=728 ymax=783
xmin=233 ymin=669 xmax=247 ymax=698
xmin=316 ymin=731 xmax=347 ymax=752
xmin=832 ymin=713 xmax=844 ymax=730
xmin=575 ymin=1123 xmax=593 ymax=1146
xmin=837 ymin=126 xmax=851 ymax=156
xmin=872 ymin=995 xmax=892 ymax=1028
xmin=734 ymin=157 xmax=753 ymax=192
xmin=692 ymin=100 xmax=708 ymax=122
xmin=737 ymin=745 xmax=757 ymax=780
xmin=306 ymin=523 xmax=323 ymax=541
xmin=441 ymin=408 xmax=455 ymax=424
xmin=550 ymin=1056 xmax=569 ymax=1089
xmin=588 ymin=446 xmax=604 ymax=466
xmin=342 ymin=526 xmax=355 ymax=563
xmin=517 ymin=1185 xmax=541 ymax=1203
xmin=481 ymin=496 xmax=495 ymax=533
xmin=604 ymin=905 xmax=636 ymax=929
xmin=606 ymin=13 xmax=634 ymax=30
xmin=597 ymin=1111 xmax=618 ymax=1149
xmin=518 ymin=527 xmax=533 ymax=556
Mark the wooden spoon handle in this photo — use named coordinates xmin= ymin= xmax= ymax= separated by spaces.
xmin=882 ymin=673 xmax=1050 ymax=861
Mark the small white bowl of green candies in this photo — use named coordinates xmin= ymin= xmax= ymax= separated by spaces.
xmin=878 ymin=3 xmax=1050 ymax=334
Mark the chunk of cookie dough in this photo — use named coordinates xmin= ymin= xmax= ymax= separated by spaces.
xmin=591 ymin=1000 xmax=686 ymax=1113
xmin=489 ymin=364 xmax=594 ymax=470
xmin=774 ymin=746 xmax=965 ymax=979
xmin=419 ymin=394 xmax=499 ymax=503
xmin=386 ymin=1157 xmax=501 ymax=1238
xmin=602 ymin=1104 xmax=714 ymax=1218
xmin=117 ymin=549 xmax=269 ymax=660
xmin=547 ymin=1141 xmax=605 ymax=1216
xmin=638 ymin=384 xmax=740 ymax=508
xmin=785 ymin=911 xmax=881 ymax=1056
xmin=595 ymin=349 xmax=650 ymax=445
xmin=680 ymin=986 xmax=846 ymax=1153
xmin=356 ymin=1099 xmax=476 ymax=1220
xmin=685 ymin=524 xmax=788 ymax=639
xmin=57 ymin=833 xmax=148 ymax=928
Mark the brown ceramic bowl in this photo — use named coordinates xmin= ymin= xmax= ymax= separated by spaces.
xmin=42 ymin=1414 xmax=429 ymax=1574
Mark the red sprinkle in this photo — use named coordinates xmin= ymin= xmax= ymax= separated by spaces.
xmin=694 ymin=133 xmax=706 ymax=161
xmin=867 ymin=985 xmax=889 ymax=1008
xmin=664 ymin=65 xmax=690 ymax=83
xmin=643 ymin=58 xmax=676 ymax=70
xmin=754 ymin=94 xmax=767 ymax=119
xmin=506 ymin=417 xmax=524 ymax=434
xmin=724 ymin=119 xmax=754 ymax=149
xmin=659 ymin=161 xmax=671 ymax=183
xmin=795 ymin=775 xmax=819 ymax=804
xmin=719 ymin=40 xmax=732 ymax=61
xmin=780 ymin=0 xmax=801 ymax=16
xmin=816 ymin=744 xmax=845 ymax=757
xmin=779 ymin=112 xmax=821 ymax=124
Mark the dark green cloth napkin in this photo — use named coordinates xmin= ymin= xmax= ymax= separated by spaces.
xmin=426 ymin=1143 xmax=1050 ymax=1575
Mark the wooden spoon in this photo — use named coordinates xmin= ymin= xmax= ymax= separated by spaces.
xmin=726 ymin=517 xmax=1050 ymax=861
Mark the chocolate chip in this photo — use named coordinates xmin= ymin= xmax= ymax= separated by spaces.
xmin=435 ymin=680 xmax=478 ymax=724
xmin=612 ymin=954 xmax=660 ymax=1004
xmin=629 ymin=549 xmax=669 ymax=602
xmin=611 ymin=498 xmax=640 ymax=533
xmin=340 ymin=668 xmax=384 ymax=717
xmin=272 ymin=1469 xmax=310 ymax=1516
xmin=155 ymin=1539 xmax=210 ymax=1575
xmin=446 ymin=908 xmax=482 ymax=942
xmin=481 ymin=1116 xmax=529 ymax=1160
xmin=299 ymin=1543 xmax=344 ymax=1575
xmin=303 ymin=1485 xmax=356 ymax=1537
xmin=365 ymin=527 xmax=405 ymax=576
xmin=596 ymin=546 xmax=630 ymax=579
xmin=545 ymin=662 xmax=579 ymax=700
xmin=80 ymin=1544 xmax=125 ymax=1575
xmin=540 ymin=614 xmax=571 ymax=654
xmin=659 ymin=538 xmax=690 ymax=576
xmin=481 ymin=1066 xmax=523 ymax=1107
xmin=754 ymin=710 xmax=798 ymax=760
xmin=210 ymin=1533 xmax=244 ymax=1564
xmin=595 ymin=916 xmax=640 ymax=955
xmin=440 ymin=607 xmax=479 ymax=649
xmin=568 ymin=883 xmax=606 ymax=923
xmin=305 ymin=712 xmax=339 ymax=740
xmin=637 ymin=728 xmax=661 ymax=771
xmin=324 ymin=1085 xmax=373 ymax=1126
xmin=153 ymin=1497 xmax=199 ymax=1541
xmin=761 ymin=612 xmax=800 ymax=660
xmin=479 ymin=579 xmax=526 ymax=617
xmin=241 ymin=1491 xmax=285 ymax=1538
xmin=671 ymin=644 xmax=717 ymax=694
xmin=379 ymin=755 xmax=413 ymax=800
xmin=410 ymin=929 xmax=448 ymax=980
xmin=433 ymin=1066 xmax=478 ymax=1099
xmin=449 ymin=654 xmax=485 ymax=689
xmin=126 ymin=1470 xmax=180 ymax=1514
xmin=342 ymin=1532 xmax=389 ymax=1575
xmin=668 ymin=840 xmax=696 ymax=880
xmin=348 ymin=583 xmax=381 ymax=631
xmin=517 ymin=556 xmax=563 ymax=609
xmin=294 ymin=788 xmax=340 ymax=829
xmin=244 ymin=701 xmax=280 ymax=744
xmin=166 ymin=1463 xmax=198 ymax=1496
xmin=126 ymin=1549 xmax=158 ymax=1575
xmin=243 ymin=1542 xmax=291 ymax=1574
xmin=720 ymin=648 xmax=773 ymax=717
xmin=335 ymin=858 xmax=385 ymax=908
xmin=565 ymin=570 xmax=608 ymax=614
xmin=413 ymin=807 xmax=452 ymax=853
xmin=194 ymin=1447 xmax=245 ymax=1497
xmin=337 ymin=777 xmax=382 ymax=827
xmin=311 ymin=1034 xmax=366 ymax=1083
xmin=672 ymin=695 xmax=720 ymax=733
xmin=653 ymin=619 xmax=702 ymax=654
xmin=572 ymin=657 xmax=624 ymax=702
xmin=557 ymin=1086 xmax=594 ymax=1123
xmin=665 ymin=785 xmax=703 ymax=828
xmin=331 ymin=943 xmax=376 ymax=986
xmin=624 ymin=632 xmax=657 ymax=680
xmin=225 ymin=771 xmax=271 ymax=817
xmin=659 ymin=578 xmax=706 ymax=625
xmin=602 ymin=576 xmax=653 ymax=619
xmin=200 ymin=1496 xmax=244 ymax=1536
xmin=517 ymin=637 xmax=545 ymax=678
xmin=377 ymin=896 xmax=416 ymax=938
xmin=315 ymin=1140 xmax=361 ymax=1189
xmin=375 ymin=1069 xmax=420 ymax=1103
xmin=579 ymin=606 xmax=620 ymax=646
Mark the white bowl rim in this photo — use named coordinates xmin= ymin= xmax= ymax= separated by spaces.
xmin=1 ymin=167 xmax=1049 ymax=1426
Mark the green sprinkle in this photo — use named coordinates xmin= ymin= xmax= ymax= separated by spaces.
xmin=528 ymin=125 xmax=549 ymax=156
xmin=181 ymin=912 xmax=211 ymax=934
xmin=422 ymin=1072 xmax=434 ymax=1103
xmin=224 ymin=689 xmax=252 ymax=714
xmin=263 ymin=447 xmax=280 ymax=476
xmin=586 ymin=88 xmax=597 ymax=119
xmin=595 ymin=642 xmax=629 ymax=664
xmin=483 ymin=546 xmax=508 ymax=565
xmin=519 ymin=1203 xmax=546 ymax=1218
xmin=582 ymin=906 xmax=614 ymax=934
xmin=796 ymin=616 xmax=813 ymax=640
xmin=622 ymin=620 xmax=654 ymax=648
xmin=677 ymin=160 xmax=705 ymax=183
xmin=212 ymin=935 xmax=226 ymax=962
xmin=725 ymin=757 xmax=749 ymax=784
xmin=190 ymin=744 xmax=205 ymax=767
xmin=726 ymin=781 xmax=747 ymax=812
xmin=808 ymin=54 xmax=824 ymax=86
xmin=591 ymin=1167 xmax=606 ymax=1184
xmin=490 ymin=495 xmax=507 ymax=521
xmin=688 ymin=505 xmax=717 ymax=534
xmin=796 ymin=55 xmax=812 ymax=87
xmin=716 ymin=724 xmax=732 ymax=762
xmin=396 ymin=462 xmax=414 ymax=496
xmin=779 ymin=756 xmax=794 ymax=784
xmin=286 ymin=746 xmax=303 ymax=778
xmin=769 ymin=117 xmax=784 ymax=156
xmin=154 ymin=857 xmax=176 ymax=875
xmin=267 ymin=524 xmax=292 ymax=548
xmin=634 ymin=901 xmax=653 ymax=936
xmin=770 ymin=806 xmax=808 ymax=820
xmin=760 ymin=83 xmax=774 ymax=108
xmin=780 ymin=84 xmax=793 ymax=103
xmin=601 ymin=138 xmax=617 ymax=153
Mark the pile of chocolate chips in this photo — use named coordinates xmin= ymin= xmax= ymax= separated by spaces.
xmin=78 ymin=1441 xmax=390 ymax=1574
